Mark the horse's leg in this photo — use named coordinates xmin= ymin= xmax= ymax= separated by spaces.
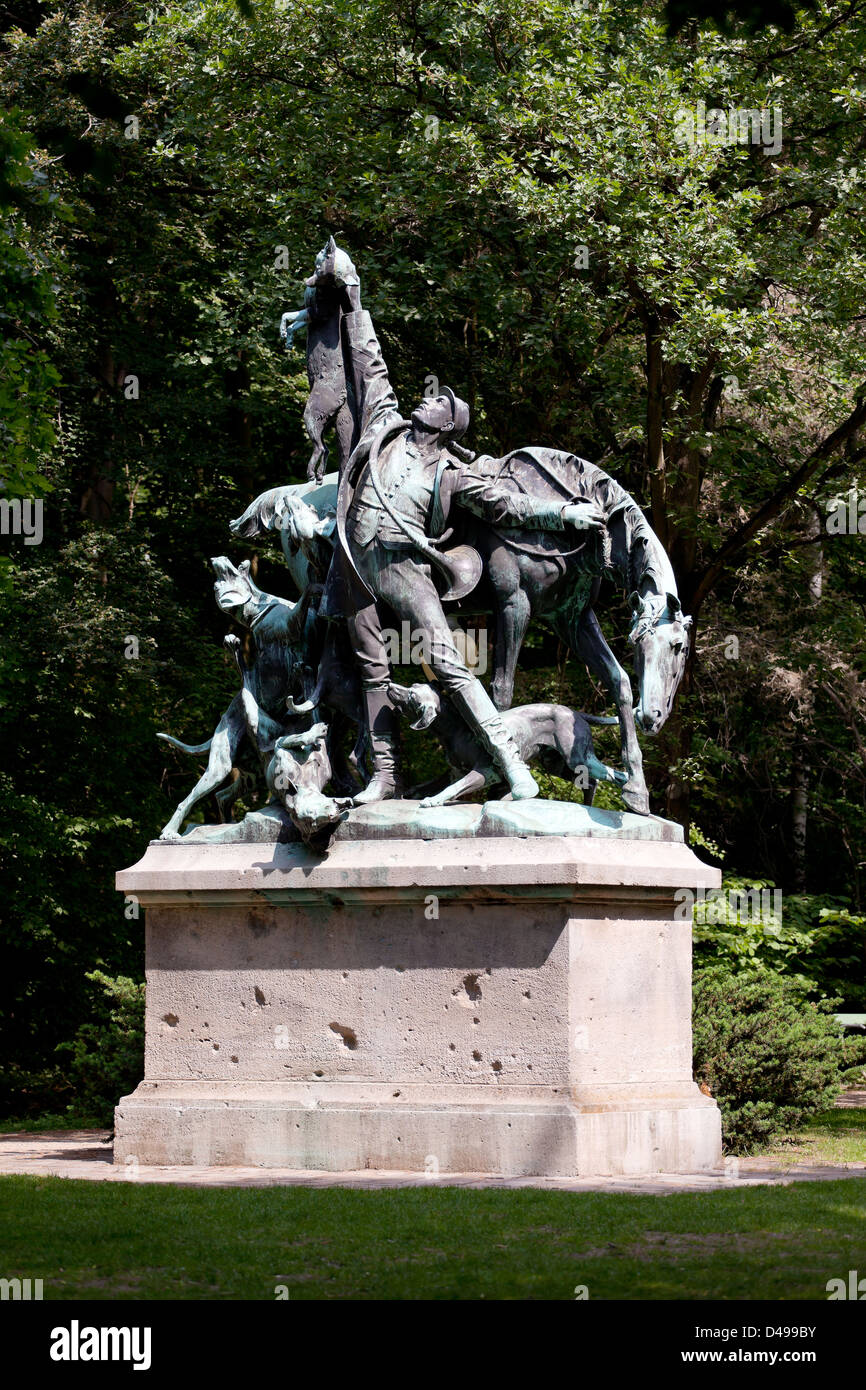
xmin=491 ymin=588 xmax=530 ymax=711
xmin=574 ymin=609 xmax=650 ymax=816
xmin=488 ymin=548 xmax=529 ymax=711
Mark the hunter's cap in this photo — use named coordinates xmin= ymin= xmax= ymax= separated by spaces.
xmin=441 ymin=386 xmax=470 ymax=441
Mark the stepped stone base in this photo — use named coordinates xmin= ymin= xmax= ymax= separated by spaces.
xmin=114 ymin=833 xmax=722 ymax=1177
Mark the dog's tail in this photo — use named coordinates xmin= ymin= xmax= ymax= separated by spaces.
xmin=285 ymin=669 xmax=326 ymax=715
xmin=157 ymin=732 xmax=213 ymax=755
xmin=582 ymin=714 xmax=619 ymax=726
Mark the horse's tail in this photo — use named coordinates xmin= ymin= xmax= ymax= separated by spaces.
xmin=582 ymin=714 xmax=619 ymax=726
xmin=157 ymin=732 xmax=213 ymax=755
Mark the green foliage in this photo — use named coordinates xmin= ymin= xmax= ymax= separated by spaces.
xmin=688 ymin=821 xmax=724 ymax=860
xmin=2 ymin=0 xmax=866 ymax=1118
xmin=692 ymin=965 xmax=865 ymax=1153
xmin=0 ymin=109 xmax=61 ymax=496
xmin=691 ymin=877 xmax=866 ymax=1009
xmin=55 ymin=970 xmax=145 ymax=1126
xmin=0 ymin=527 xmax=234 ymax=1110
xmin=789 ymin=902 xmax=866 ymax=1012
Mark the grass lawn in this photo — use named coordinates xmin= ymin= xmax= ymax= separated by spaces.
xmin=0 ymin=1115 xmax=105 ymax=1135
xmin=761 ymin=1108 xmax=866 ymax=1167
xmin=1 ymin=1173 xmax=865 ymax=1300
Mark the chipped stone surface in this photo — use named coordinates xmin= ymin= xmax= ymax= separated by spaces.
xmin=154 ymin=799 xmax=685 ymax=847
xmin=119 ymin=833 xmax=715 ymax=901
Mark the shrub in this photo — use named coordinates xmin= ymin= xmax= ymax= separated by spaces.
xmin=691 ymin=878 xmax=866 ymax=1010
xmin=692 ymin=966 xmax=866 ymax=1153
xmin=55 ymin=970 xmax=145 ymax=1126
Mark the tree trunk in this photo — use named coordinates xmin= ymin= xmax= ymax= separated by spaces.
xmin=644 ymin=314 xmax=669 ymax=548
xmin=791 ymin=750 xmax=808 ymax=891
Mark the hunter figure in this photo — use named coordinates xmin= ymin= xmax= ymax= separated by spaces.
xmin=310 ymin=248 xmax=606 ymax=806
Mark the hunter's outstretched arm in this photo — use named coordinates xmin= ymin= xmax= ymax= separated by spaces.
xmin=453 ymin=472 xmax=606 ymax=532
xmin=305 ymin=247 xmax=400 ymax=448
xmin=340 ymin=288 xmax=401 ymax=447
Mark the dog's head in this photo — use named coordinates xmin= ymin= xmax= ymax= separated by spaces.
xmin=387 ymin=681 xmax=440 ymax=731
xmin=289 ymin=786 xmax=346 ymax=845
xmin=212 ymin=556 xmax=259 ymax=615
xmin=305 ymin=236 xmax=360 ymax=291
xmin=267 ymin=723 xmax=330 ymax=795
xmin=273 ymin=493 xmax=336 ymax=551
xmin=266 ymin=722 xmax=344 ymax=846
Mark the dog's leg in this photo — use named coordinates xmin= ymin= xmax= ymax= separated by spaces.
xmin=584 ymin=753 xmax=627 ymax=785
xmin=303 ymin=399 xmax=329 ymax=484
xmin=159 ymin=693 xmax=245 ymax=838
xmin=215 ymin=773 xmax=246 ymax=821
xmin=420 ymin=767 xmax=492 ymax=808
xmin=226 ymin=634 xmax=289 ymax=771
xmin=571 ymin=752 xmax=626 ymax=804
xmin=307 ymin=442 xmax=327 ymax=485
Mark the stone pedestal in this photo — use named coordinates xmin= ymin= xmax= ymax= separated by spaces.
xmin=115 ymin=816 xmax=722 ymax=1176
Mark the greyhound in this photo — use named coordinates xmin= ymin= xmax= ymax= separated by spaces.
xmin=387 ymin=681 xmax=627 ymax=808
xmin=226 ymin=641 xmax=348 ymax=847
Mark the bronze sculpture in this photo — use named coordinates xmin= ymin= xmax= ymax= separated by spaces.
xmin=158 ymin=239 xmax=691 ymax=842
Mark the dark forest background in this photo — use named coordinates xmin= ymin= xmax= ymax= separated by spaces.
xmin=1 ymin=0 xmax=865 ymax=1117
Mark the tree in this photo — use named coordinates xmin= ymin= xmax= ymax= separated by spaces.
xmin=2 ymin=0 xmax=865 ymax=1111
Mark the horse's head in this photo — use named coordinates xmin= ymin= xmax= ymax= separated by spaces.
xmin=628 ymin=590 xmax=692 ymax=734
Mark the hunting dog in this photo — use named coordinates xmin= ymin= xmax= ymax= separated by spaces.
xmin=388 ymin=681 xmax=626 ymax=808
xmin=265 ymin=722 xmax=347 ymax=846
xmin=157 ymin=557 xmax=316 ymax=838
xmin=280 ymin=237 xmax=357 ymax=484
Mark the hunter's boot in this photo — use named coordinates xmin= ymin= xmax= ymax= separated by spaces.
xmin=450 ymin=681 xmax=539 ymax=800
xmin=353 ymin=683 xmax=403 ymax=805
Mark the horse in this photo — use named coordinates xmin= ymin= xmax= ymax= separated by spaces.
xmin=229 ymin=453 xmax=691 ymax=816
xmin=448 ymin=446 xmax=692 ymax=814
